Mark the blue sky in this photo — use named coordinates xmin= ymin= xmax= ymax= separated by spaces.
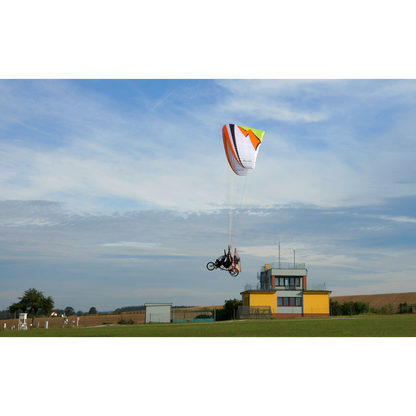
xmin=1 ymin=78 xmax=416 ymax=311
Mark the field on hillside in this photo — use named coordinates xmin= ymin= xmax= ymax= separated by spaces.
xmin=2 ymin=314 xmax=416 ymax=337
xmin=331 ymin=292 xmax=416 ymax=312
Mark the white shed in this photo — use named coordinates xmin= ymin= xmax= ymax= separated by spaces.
xmin=18 ymin=313 xmax=28 ymax=330
xmin=145 ymin=303 xmax=172 ymax=323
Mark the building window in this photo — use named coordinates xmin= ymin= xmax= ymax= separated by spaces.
xmin=276 ymin=278 xmax=301 ymax=288
xmin=277 ymin=297 xmax=302 ymax=307
xmin=290 ymin=277 xmax=300 ymax=287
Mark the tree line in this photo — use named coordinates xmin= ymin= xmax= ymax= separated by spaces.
xmin=2 ymin=288 xmax=101 ymax=322
xmin=330 ymin=299 xmax=414 ymax=315
xmin=113 ymin=305 xmax=197 ymax=313
xmin=212 ymin=298 xmax=415 ymax=319
xmin=2 ymin=288 xmax=200 ymax=321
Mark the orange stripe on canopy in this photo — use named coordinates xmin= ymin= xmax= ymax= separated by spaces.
xmin=237 ymin=125 xmax=261 ymax=150
xmin=222 ymin=125 xmax=245 ymax=170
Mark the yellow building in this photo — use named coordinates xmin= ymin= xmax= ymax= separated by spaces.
xmin=242 ymin=290 xmax=277 ymax=313
xmin=303 ymin=291 xmax=331 ymax=316
xmin=240 ymin=262 xmax=331 ymax=318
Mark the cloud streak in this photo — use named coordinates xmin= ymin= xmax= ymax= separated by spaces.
xmin=147 ymin=89 xmax=176 ymax=112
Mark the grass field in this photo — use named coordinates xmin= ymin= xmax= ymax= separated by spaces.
xmin=2 ymin=314 xmax=416 ymax=337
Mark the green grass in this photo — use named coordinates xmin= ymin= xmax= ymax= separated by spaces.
xmin=2 ymin=314 xmax=416 ymax=337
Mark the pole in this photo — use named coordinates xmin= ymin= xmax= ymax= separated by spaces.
xmin=294 ymin=234 xmax=296 ymax=267
xmin=279 ymin=242 xmax=281 ymax=268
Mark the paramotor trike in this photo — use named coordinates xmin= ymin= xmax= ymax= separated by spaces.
xmin=206 ymin=248 xmax=241 ymax=277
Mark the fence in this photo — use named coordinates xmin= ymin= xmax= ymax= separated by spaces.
xmin=273 ymin=262 xmax=305 ymax=269
xmin=259 ymin=262 xmax=306 ymax=272
xmin=244 ymin=283 xmax=261 ymax=291
xmin=0 ymin=311 xmax=146 ymax=330
xmin=244 ymin=283 xmax=327 ymax=292
xmin=305 ymin=284 xmax=327 ymax=291
xmin=171 ymin=309 xmax=215 ymax=322
xmin=238 ymin=306 xmax=272 ymax=319
xmin=0 ymin=309 xmax=227 ymax=330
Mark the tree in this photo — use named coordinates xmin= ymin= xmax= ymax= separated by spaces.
xmin=214 ymin=299 xmax=243 ymax=321
xmin=42 ymin=296 xmax=54 ymax=316
xmin=381 ymin=303 xmax=393 ymax=315
xmin=341 ymin=301 xmax=356 ymax=315
xmin=330 ymin=300 xmax=342 ymax=316
xmin=398 ymin=302 xmax=412 ymax=314
xmin=224 ymin=298 xmax=242 ymax=311
xmin=7 ymin=288 xmax=55 ymax=326
xmin=65 ymin=307 xmax=76 ymax=316
xmin=330 ymin=300 xmax=369 ymax=316
xmin=89 ymin=307 xmax=97 ymax=314
xmin=354 ymin=301 xmax=369 ymax=315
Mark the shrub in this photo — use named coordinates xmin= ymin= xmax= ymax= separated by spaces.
xmin=118 ymin=318 xmax=135 ymax=325
xmin=195 ymin=314 xmax=211 ymax=319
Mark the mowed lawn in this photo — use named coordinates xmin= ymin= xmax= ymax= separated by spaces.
xmin=2 ymin=314 xmax=416 ymax=337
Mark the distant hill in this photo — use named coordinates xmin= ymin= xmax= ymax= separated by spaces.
xmin=114 ymin=306 xmax=145 ymax=313
xmin=330 ymin=292 xmax=416 ymax=312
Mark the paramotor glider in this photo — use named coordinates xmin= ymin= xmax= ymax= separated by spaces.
xmin=207 ymin=124 xmax=265 ymax=276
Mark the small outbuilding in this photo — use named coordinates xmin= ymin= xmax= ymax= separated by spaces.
xmin=18 ymin=313 xmax=28 ymax=330
xmin=145 ymin=303 xmax=172 ymax=323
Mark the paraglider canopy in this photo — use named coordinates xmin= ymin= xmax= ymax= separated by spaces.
xmin=222 ymin=123 xmax=265 ymax=248
xmin=222 ymin=124 xmax=265 ymax=176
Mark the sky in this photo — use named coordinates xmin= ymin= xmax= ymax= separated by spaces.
xmin=1 ymin=78 xmax=416 ymax=312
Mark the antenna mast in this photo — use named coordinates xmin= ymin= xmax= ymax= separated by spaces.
xmin=279 ymin=241 xmax=281 ymax=269
xmin=276 ymin=240 xmax=281 ymax=268
xmin=293 ymin=234 xmax=296 ymax=267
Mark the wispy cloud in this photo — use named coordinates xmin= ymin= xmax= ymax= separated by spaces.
xmin=2 ymin=79 xmax=416 ymax=213
xmin=101 ymin=242 xmax=163 ymax=247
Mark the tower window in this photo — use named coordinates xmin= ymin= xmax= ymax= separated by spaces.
xmin=277 ymin=297 xmax=302 ymax=307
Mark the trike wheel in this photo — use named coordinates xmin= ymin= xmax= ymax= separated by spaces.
xmin=206 ymin=262 xmax=215 ymax=271
xmin=229 ymin=269 xmax=239 ymax=277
